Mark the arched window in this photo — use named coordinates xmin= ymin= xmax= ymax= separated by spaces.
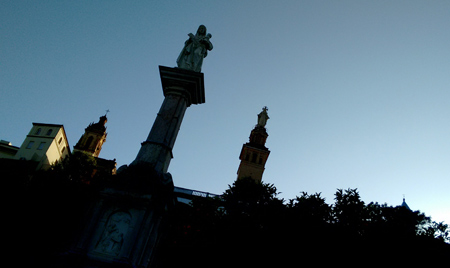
xmin=35 ymin=128 xmax=41 ymax=135
xmin=85 ymin=136 xmax=94 ymax=148
xmin=46 ymin=129 xmax=53 ymax=136
xmin=251 ymin=153 xmax=257 ymax=163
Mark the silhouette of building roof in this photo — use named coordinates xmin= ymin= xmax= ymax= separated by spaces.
xmin=401 ymin=197 xmax=410 ymax=210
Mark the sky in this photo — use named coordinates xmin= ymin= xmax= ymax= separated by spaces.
xmin=1 ymin=1 xmax=449 ymax=226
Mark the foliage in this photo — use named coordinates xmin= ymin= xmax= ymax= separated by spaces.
xmin=47 ymin=151 xmax=98 ymax=184
xmin=162 ymin=183 xmax=450 ymax=265
xmin=419 ymin=221 xmax=450 ymax=242
xmin=332 ymin=188 xmax=366 ymax=235
xmin=7 ymin=160 xmax=449 ymax=265
xmin=221 ymin=177 xmax=285 ymax=244
xmin=222 ymin=177 xmax=284 ymax=220
xmin=288 ymin=192 xmax=331 ymax=223
xmin=7 ymin=154 xmax=101 ymax=266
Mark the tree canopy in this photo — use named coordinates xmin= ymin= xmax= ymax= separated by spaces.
xmin=6 ymin=163 xmax=450 ymax=266
xmin=159 ymin=178 xmax=449 ymax=266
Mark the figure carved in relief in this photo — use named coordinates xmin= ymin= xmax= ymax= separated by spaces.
xmin=95 ymin=211 xmax=132 ymax=256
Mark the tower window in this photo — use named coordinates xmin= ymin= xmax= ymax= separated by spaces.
xmin=37 ymin=142 xmax=46 ymax=150
xmin=86 ymin=136 xmax=94 ymax=148
xmin=26 ymin=141 xmax=35 ymax=149
xmin=35 ymin=128 xmax=42 ymax=135
xmin=61 ymin=147 xmax=66 ymax=154
xmin=58 ymin=137 xmax=63 ymax=144
xmin=251 ymin=153 xmax=257 ymax=163
xmin=46 ymin=129 xmax=53 ymax=136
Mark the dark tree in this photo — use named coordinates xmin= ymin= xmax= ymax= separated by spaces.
xmin=222 ymin=177 xmax=283 ymax=219
xmin=49 ymin=151 xmax=99 ymax=184
xmin=333 ymin=188 xmax=366 ymax=233
xmin=288 ymin=192 xmax=332 ymax=224
xmin=222 ymin=178 xmax=284 ymax=240
xmin=8 ymin=153 xmax=102 ymax=266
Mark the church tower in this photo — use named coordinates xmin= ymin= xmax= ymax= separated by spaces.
xmin=237 ymin=107 xmax=270 ymax=183
xmin=73 ymin=114 xmax=108 ymax=157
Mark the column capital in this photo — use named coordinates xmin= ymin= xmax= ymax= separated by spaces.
xmin=159 ymin=66 xmax=205 ymax=106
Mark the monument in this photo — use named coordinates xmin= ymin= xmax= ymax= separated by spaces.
xmin=176 ymin=25 xmax=213 ymax=72
xmin=130 ymin=24 xmax=212 ymax=174
xmin=65 ymin=26 xmax=212 ymax=268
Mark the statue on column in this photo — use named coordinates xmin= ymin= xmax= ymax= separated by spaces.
xmin=177 ymin=25 xmax=213 ymax=72
xmin=257 ymin=106 xmax=269 ymax=127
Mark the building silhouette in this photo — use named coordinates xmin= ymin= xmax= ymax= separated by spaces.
xmin=73 ymin=114 xmax=108 ymax=158
xmin=401 ymin=196 xmax=411 ymax=210
xmin=237 ymin=107 xmax=270 ymax=182
xmin=73 ymin=114 xmax=116 ymax=175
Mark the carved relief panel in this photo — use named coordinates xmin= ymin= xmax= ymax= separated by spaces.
xmin=88 ymin=206 xmax=143 ymax=261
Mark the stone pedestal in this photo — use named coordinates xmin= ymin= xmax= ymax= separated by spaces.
xmin=67 ymin=189 xmax=166 ymax=268
xmin=61 ymin=66 xmax=207 ymax=268
xmin=131 ymin=66 xmax=205 ymax=173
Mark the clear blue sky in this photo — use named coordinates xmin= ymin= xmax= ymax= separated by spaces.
xmin=1 ymin=1 xmax=449 ymax=226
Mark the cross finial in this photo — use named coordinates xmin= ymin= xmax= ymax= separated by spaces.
xmin=105 ymin=109 xmax=110 ymax=116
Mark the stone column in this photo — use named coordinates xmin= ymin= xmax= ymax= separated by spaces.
xmin=131 ymin=66 xmax=205 ymax=174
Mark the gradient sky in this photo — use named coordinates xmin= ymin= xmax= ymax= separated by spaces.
xmin=1 ymin=1 xmax=449 ymax=226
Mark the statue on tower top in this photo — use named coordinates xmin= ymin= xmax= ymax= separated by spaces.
xmin=257 ymin=106 xmax=269 ymax=127
xmin=177 ymin=25 xmax=213 ymax=72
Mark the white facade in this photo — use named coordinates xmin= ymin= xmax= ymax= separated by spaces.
xmin=14 ymin=123 xmax=71 ymax=170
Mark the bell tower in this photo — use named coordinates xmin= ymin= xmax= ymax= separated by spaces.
xmin=237 ymin=107 xmax=270 ymax=183
xmin=73 ymin=114 xmax=108 ymax=157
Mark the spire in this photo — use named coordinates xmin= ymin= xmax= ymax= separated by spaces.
xmin=401 ymin=195 xmax=411 ymax=210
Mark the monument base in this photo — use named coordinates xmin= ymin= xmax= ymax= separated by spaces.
xmin=61 ymin=164 xmax=174 ymax=268
xmin=62 ymin=66 xmax=207 ymax=267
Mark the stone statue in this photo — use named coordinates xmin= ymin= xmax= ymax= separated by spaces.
xmin=257 ymin=106 xmax=269 ymax=127
xmin=177 ymin=25 xmax=213 ymax=72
